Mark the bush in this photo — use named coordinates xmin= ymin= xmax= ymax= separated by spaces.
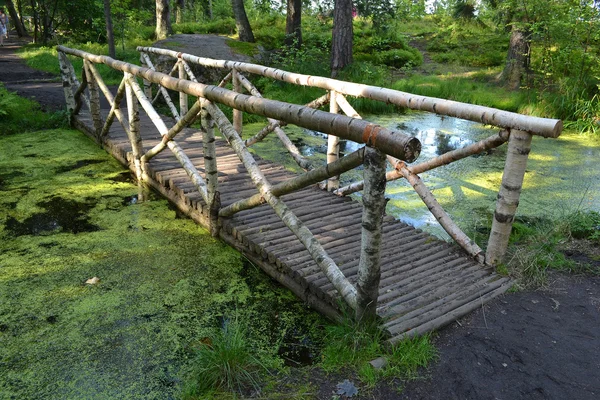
xmin=173 ymin=19 xmax=236 ymax=35
xmin=376 ymin=48 xmax=423 ymax=69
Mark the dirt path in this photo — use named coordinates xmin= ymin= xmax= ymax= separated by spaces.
xmin=2 ymin=35 xmax=600 ymax=400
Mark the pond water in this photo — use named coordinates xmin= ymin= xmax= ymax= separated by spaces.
xmin=292 ymin=111 xmax=600 ymax=240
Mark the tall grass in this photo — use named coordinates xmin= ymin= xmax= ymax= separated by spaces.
xmin=182 ymin=318 xmax=269 ymax=398
xmin=0 ymin=84 xmax=69 ymax=135
xmin=320 ymin=310 xmax=438 ymax=387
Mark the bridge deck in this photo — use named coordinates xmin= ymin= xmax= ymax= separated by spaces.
xmin=74 ymin=111 xmax=510 ymax=343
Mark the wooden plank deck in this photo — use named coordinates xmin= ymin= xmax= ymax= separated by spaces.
xmin=74 ymin=111 xmax=511 ymax=344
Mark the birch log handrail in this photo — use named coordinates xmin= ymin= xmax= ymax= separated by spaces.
xmin=137 ymin=45 xmax=562 ymax=138
xmin=58 ymin=46 xmax=421 ymax=163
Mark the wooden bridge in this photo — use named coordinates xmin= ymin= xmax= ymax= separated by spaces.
xmin=56 ymin=46 xmax=562 ymax=344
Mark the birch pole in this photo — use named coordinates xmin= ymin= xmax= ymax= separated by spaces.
xmin=83 ymin=60 xmax=103 ymax=139
xmin=139 ymin=53 xmax=153 ymax=98
xmin=125 ymin=73 xmax=144 ymax=182
xmin=179 ymin=60 xmax=189 ymax=115
xmin=327 ymin=90 xmax=340 ymax=191
xmin=201 ymin=100 xmax=220 ymax=237
xmin=486 ymin=130 xmax=533 ymax=265
xmin=232 ymin=69 xmax=243 ymax=134
xmin=57 ymin=52 xmax=76 ymax=122
xmin=356 ymin=147 xmax=387 ymax=321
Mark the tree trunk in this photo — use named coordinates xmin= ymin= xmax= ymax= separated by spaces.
xmin=103 ymin=0 xmax=116 ymax=58
xmin=285 ymin=0 xmax=302 ymax=48
xmin=331 ymin=0 xmax=353 ymax=77
xmin=501 ymin=24 xmax=531 ymax=90
xmin=155 ymin=0 xmax=172 ymax=40
xmin=6 ymin=0 xmax=28 ymax=37
xmin=175 ymin=0 xmax=185 ymax=24
xmin=231 ymin=0 xmax=254 ymax=43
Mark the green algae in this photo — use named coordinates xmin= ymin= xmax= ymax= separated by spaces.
xmin=0 ymin=129 xmax=326 ymax=399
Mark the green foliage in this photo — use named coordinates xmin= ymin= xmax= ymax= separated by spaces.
xmin=173 ymin=19 xmax=237 ymax=35
xmin=320 ymin=311 xmax=437 ymax=387
xmin=425 ymin=22 xmax=507 ymax=67
xmin=182 ymin=317 xmax=269 ymax=397
xmin=567 ymin=211 xmax=600 ymax=241
xmin=0 ymin=84 xmax=68 ymax=135
xmin=505 ymin=212 xmax=600 ymax=287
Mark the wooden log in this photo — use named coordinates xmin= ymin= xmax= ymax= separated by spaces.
xmin=335 ymin=130 xmax=509 ymax=196
xmin=327 ymin=90 xmax=341 ymax=191
xmin=232 ymin=69 xmax=243 ymax=134
xmin=219 ymin=147 xmax=365 ymax=217
xmin=204 ymin=100 xmax=358 ymax=310
xmin=72 ymin=73 xmax=88 ymax=115
xmin=398 ymin=163 xmax=484 ymax=262
xmin=57 ymin=51 xmax=76 ymax=121
xmin=57 ymin=46 xmax=422 ymax=163
xmin=136 ymin=46 xmax=562 ymax=138
xmin=336 ymin=93 xmax=361 ymax=119
xmin=125 ymin=76 xmax=210 ymax=204
xmin=63 ymin=53 xmax=91 ymax=114
xmin=85 ymin=63 xmax=129 ymax=139
xmin=83 ymin=60 xmax=103 ymax=139
xmin=236 ymin=72 xmax=312 ymax=170
xmin=142 ymin=100 xmax=204 ymax=161
xmin=124 ymin=73 xmax=144 ymax=181
xmin=179 ymin=59 xmax=189 ymax=116
xmin=201 ymin=99 xmax=220 ymax=237
xmin=140 ymin=52 xmax=181 ymax=121
xmin=139 ymin=52 xmax=153 ymax=98
xmin=355 ymin=148 xmax=387 ymax=321
xmin=486 ymin=129 xmax=533 ymax=265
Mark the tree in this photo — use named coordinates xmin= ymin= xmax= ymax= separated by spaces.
xmin=231 ymin=0 xmax=254 ymax=42
xmin=155 ymin=0 xmax=172 ymax=40
xmin=285 ymin=0 xmax=302 ymax=48
xmin=330 ymin=0 xmax=353 ymax=77
xmin=104 ymin=0 xmax=116 ymax=58
xmin=175 ymin=0 xmax=185 ymax=24
xmin=5 ymin=0 xmax=28 ymax=37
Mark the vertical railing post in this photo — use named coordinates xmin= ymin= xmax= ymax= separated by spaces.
xmin=201 ymin=100 xmax=220 ymax=237
xmin=83 ymin=60 xmax=103 ymax=140
xmin=178 ymin=57 xmax=189 ymax=116
xmin=486 ymin=130 xmax=533 ymax=265
xmin=57 ymin=51 xmax=76 ymax=123
xmin=124 ymin=73 xmax=145 ymax=184
xmin=356 ymin=147 xmax=387 ymax=321
xmin=232 ymin=69 xmax=243 ymax=134
xmin=140 ymin=53 xmax=153 ymax=99
xmin=327 ymin=90 xmax=340 ymax=191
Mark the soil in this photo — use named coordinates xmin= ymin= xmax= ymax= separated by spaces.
xmin=2 ymin=34 xmax=600 ymax=400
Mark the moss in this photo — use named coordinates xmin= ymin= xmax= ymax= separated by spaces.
xmin=0 ymin=129 xmax=326 ymax=398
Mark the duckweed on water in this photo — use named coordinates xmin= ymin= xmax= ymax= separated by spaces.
xmin=0 ymin=129 xmax=326 ymax=398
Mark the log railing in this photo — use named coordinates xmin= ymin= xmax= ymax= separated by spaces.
xmin=57 ymin=45 xmax=562 ymax=320
xmin=136 ymin=46 xmax=562 ymax=266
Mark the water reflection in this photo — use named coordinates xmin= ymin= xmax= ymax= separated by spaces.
xmin=293 ymin=111 xmax=600 ymax=240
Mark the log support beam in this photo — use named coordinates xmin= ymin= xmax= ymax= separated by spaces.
xmin=327 ymin=90 xmax=340 ymax=191
xmin=486 ymin=130 xmax=532 ymax=265
xmin=356 ymin=147 xmax=387 ymax=321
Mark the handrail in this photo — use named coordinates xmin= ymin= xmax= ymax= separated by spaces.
xmin=137 ymin=45 xmax=563 ymax=138
xmin=58 ymin=45 xmax=421 ymax=163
